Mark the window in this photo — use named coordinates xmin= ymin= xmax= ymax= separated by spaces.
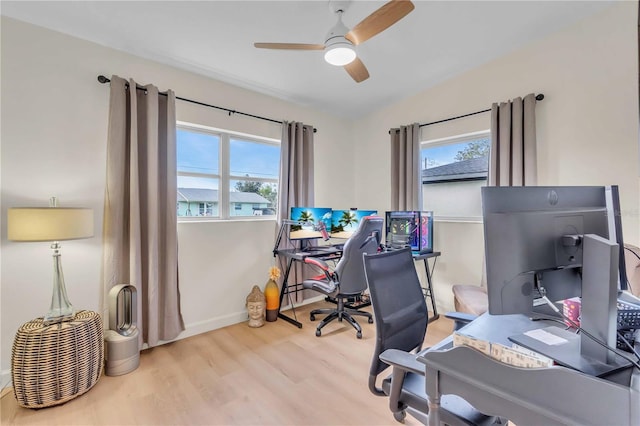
xmin=421 ymin=131 xmax=490 ymax=221
xmin=177 ymin=122 xmax=280 ymax=219
xmin=199 ymin=203 xmax=213 ymax=216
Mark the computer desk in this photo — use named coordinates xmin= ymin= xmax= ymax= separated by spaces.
xmin=417 ymin=313 xmax=640 ymax=426
xmin=276 ymin=247 xmax=440 ymax=328
xmin=412 ymin=251 xmax=441 ymax=323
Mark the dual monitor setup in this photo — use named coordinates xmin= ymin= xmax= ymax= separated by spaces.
xmin=483 ymin=185 xmax=640 ymax=377
xmin=288 ymin=207 xmax=433 ymax=253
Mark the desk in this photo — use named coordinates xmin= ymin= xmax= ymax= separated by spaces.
xmin=417 ymin=313 xmax=640 ymax=426
xmin=275 ymin=246 xmax=343 ymax=328
xmin=412 ymin=251 xmax=441 ymax=323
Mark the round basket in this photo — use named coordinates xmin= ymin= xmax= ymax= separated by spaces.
xmin=11 ymin=310 xmax=104 ymax=408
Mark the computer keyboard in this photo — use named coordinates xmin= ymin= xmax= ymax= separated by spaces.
xmin=617 ymin=307 xmax=640 ymax=330
xmin=618 ymin=300 xmax=640 ymax=311
xmin=616 ymin=299 xmax=640 ymax=352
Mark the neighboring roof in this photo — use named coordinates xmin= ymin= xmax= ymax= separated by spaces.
xmin=178 ymin=188 xmax=217 ymax=202
xmin=422 ymin=156 xmax=488 ymax=183
xmin=177 ymin=188 xmax=269 ymax=204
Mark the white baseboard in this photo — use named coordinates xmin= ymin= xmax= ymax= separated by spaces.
xmin=143 ymin=295 xmax=325 ymax=348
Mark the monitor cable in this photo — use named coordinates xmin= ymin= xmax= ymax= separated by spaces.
xmin=536 ymin=294 xmax=640 ymax=370
xmin=623 ymin=245 xmax=640 ymax=290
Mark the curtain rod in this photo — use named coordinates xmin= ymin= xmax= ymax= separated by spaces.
xmin=420 ymin=93 xmax=544 ymax=128
xmin=97 ymin=75 xmax=317 ymax=133
xmin=389 ymin=93 xmax=544 ymax=133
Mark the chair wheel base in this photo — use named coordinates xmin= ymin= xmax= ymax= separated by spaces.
xmin=310 ymin=314 xmax=315 ymax=321
xmin=356 ymin=331 xmax=362 ymax=339
xmin=315 ymin=329 xmax=321 ymax=337
xmin=368 ymin=317 xmax=374 ymax=324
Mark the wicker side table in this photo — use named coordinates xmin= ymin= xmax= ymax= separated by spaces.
xmin=11 ymin=310 xmax=104 ymax=408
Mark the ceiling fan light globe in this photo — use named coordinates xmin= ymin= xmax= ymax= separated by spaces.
xmin=324 ymin=45 xmax=356 ymax=66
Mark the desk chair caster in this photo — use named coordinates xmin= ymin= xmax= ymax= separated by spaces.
xmin=310 ymin=312 xmax=367 ymax=339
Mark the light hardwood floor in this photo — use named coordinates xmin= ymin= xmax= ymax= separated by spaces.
xmin=1 ymin=301 xmax=454 ymax=425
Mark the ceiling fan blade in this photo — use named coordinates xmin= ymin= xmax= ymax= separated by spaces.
xmin=254 ymin=42 xmax=325 ymax=50
xmin=345 ymin=0 xmax=415 ymax=46
xmin=344 ymin=57 xmax=370 ymax=83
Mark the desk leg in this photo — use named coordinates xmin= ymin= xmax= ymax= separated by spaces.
xmin=427 ymin=398 xmax=441 ymax=426
xmin=423 ymin=258 xmax=440 ymax=323
xmin=277 ymin=257 xmax=303 ymax=328
xmin=426 ymin=368 xmax=441 ymax=426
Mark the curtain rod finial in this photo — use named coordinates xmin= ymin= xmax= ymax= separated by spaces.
xmin=535 ymin=94 xmax=544 ymax=101
xmin=97 ymin=75 xmax=110 ymax=84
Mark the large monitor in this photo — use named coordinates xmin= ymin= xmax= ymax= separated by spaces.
xmin=482 ymin=186 xmax=611 ymax=315
xmin=482 ymin=186 xmax=626 ymax=370
xmin=330 ymin=209 xmax=378 ymax=239
xmin=289 ymin=207 xmax=332 ymax=240
xmin=606 ymin=185 xmax=628 ymax=291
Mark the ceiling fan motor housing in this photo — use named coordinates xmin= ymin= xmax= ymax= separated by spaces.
xmin=323 ymin=11 xmax=356 ymax=66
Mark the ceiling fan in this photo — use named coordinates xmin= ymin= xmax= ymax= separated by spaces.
xmin=254 ymin=0 xmax=415 ymax=83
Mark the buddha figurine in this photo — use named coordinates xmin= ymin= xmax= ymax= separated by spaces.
xmin=246 ymin=285 xmax=266 ymax=328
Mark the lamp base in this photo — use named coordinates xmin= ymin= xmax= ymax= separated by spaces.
xmin=46 ymin=242 xmax=75 ymax=325
xmin=44 ymin=309 xmax=75 ymax=325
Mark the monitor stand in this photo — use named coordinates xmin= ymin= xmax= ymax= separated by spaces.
xmin=510 ymin=234 xmax=631 ymax=377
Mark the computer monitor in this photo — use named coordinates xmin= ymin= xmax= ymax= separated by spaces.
xmin=606 ymin=185 xmax=628 ymax=291
xmin=482 ymin=186 xmax=623 ymax=368
xmin=482 ymin=186 xmax=611 ymax=315
xmin=289 ymin=207 xmax=332 ymax=240
xmin=330 ymin=210 xmax=378 ymax=239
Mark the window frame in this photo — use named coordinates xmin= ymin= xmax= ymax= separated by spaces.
xmin=177 ymin=121 xmax=280 ymax=222
xmin=420 ymin=130 xmax=490 ymax=223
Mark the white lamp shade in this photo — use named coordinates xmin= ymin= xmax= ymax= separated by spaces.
xmin=8 ymin=207 xmax=94 ymax=242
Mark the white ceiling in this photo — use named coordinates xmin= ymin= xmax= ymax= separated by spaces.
xmin=1 ymin=1 xmax=615 ymax=119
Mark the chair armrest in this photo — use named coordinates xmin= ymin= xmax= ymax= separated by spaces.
xmin=303 ymin=257 xmax=333 ymax=281
xmin=445 ymin=311 xmax=477 ymax=331
xmin=379 ymin=349 xmax=425 ymax=375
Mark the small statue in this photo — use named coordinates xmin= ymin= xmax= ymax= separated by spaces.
xmin=246 ymin=285 xmax=266 ymax=328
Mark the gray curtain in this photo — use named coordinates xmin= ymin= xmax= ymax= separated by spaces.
xmin=102 ymin=75 xmax=185 ymax=347
xmin=390 ymin=123 xmax=421 ymax=210
xmin=277 ymin=121 xmax=315 ymax=219
xmin=489 ymin=93 xmax=537 ymax=186
xmin=276 ymin=121 xmax=315 ymax=303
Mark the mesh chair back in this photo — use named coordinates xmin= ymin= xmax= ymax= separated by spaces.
xmin=333 ymin=216 xmax=384 ymax=297
xmin=364 ymin=248 xmax=428 ymax=380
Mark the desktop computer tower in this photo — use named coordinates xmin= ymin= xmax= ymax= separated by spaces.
xmin=385 ymin=211 xmax=433 ymax=253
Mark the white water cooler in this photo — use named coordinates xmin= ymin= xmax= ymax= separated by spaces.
xmin=105 ymin=284 xmax=140 ymax=376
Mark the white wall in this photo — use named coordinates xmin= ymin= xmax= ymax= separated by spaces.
xmin=353 ymin=2 xmax=639 ymax=312
xmin=0 ymin=17 xmax=352 ymax=382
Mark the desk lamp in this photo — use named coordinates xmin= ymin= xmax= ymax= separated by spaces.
xmin=8 ymin=197 xmax=93 ymax=324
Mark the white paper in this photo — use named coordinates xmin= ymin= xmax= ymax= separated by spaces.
xmin=523 ymin=328 xmax=568 ymax=346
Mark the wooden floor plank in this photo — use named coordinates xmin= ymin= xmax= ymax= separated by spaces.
xmin=1 ymin=301 xmax=454 ymax=425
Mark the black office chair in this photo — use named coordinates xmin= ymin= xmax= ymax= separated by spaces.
xmin=364 ymin=248 xmax=503 ymax=425
xmin=302 ymin=216 xmax=384 ymax=338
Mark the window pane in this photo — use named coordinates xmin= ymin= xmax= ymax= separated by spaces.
xmin=229 ymin=179 xmax=277 ymax=217
xmin=421 ymin=138 xmax=489 ymax=170
xmin=177 ymin=123 xmax=280 ymax=221
xmin=177 ymin=129 xmax=219 ymax=175
xmin=177 ymin=177 xmax=219 ymax=217
xmin=421 ymin=136 xmax=489 ymax=218
xmin=230 ymin=138 xmax=279 ymax=179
